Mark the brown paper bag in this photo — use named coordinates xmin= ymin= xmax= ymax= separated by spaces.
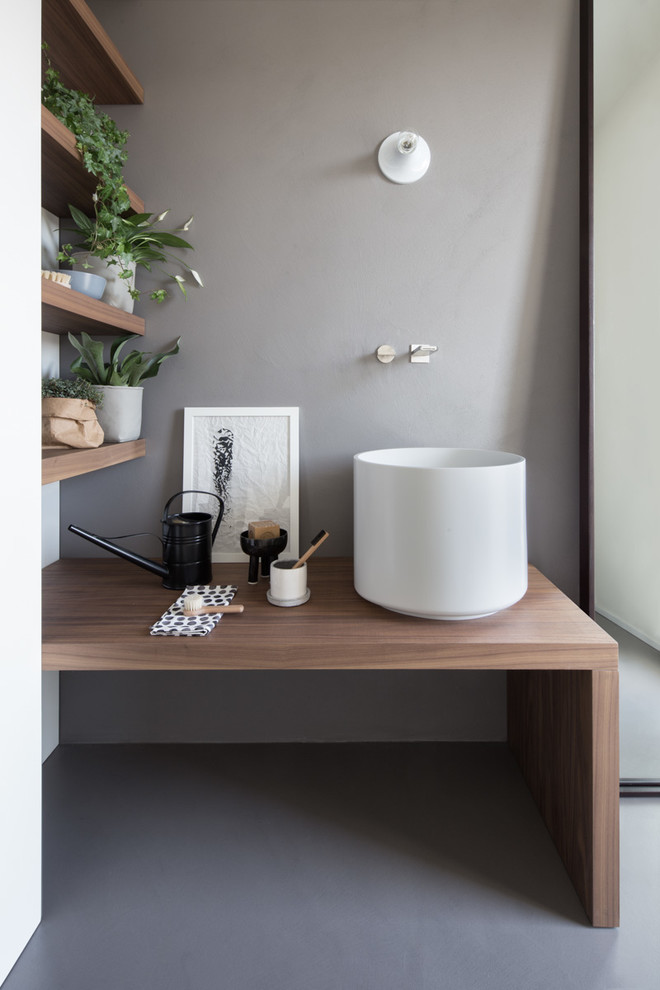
xmin=42 ymin=397 xmax=104 ymax=449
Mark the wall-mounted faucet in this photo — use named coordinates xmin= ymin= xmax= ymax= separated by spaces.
xmin=409 ymin=344 xmax=438 ymax=363
xmin=376 ymin=344 xmax=396 ymax=364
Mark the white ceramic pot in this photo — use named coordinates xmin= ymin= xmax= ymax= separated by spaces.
xmin=72 ymin=253 xmax=136 ymax=313
xmin=268 ymin=560 xmax=309 ymax=606
xmin=95 ymin=386 xmax=143 ymax=443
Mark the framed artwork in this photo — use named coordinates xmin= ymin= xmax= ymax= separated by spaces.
xmin=183 ymin=407 xmax=299 ymax=562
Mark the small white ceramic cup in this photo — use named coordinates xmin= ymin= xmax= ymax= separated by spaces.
xmin=269 ymin=559 xmax=307 ymax=604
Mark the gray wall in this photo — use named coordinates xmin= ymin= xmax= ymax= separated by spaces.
xmin=59 ymin=0 xmax=579 ymax=742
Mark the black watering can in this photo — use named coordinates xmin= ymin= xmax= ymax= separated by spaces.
xmin=69 ymin=490 xmax=224 ymax=590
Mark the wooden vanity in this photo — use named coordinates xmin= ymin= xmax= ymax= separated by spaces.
xmin=42 ymin=557 xmax=619 ymax=927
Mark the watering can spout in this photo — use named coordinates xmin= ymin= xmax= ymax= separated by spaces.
xmin=68 ymin=490 xmax=224 ymax=589
xmin=68 ymin=525 xmax=169 ymax=580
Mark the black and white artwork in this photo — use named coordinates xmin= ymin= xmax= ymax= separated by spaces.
xmin=183 ymin=407 xmax=299 ymax=561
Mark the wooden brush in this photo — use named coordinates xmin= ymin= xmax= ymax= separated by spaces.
xmin=182 ymin=594 xmax=244 ymax=616
xmin=292 ymin=530 xmax=329 ymax=569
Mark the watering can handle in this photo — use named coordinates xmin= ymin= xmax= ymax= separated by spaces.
xmin=162 ymin=490 xmax=225 ymax=545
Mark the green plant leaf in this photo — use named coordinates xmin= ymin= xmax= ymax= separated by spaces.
xmin=68 ymin=205 xmax=95 ymax=236
xmin=150 ymin=232 xmax=194 ymax=249
xmin=107 ymin=367 xmax=129 ymax=386
xmin=67 ymin=331 xmax=108 ymax=384
xmin=109 ymin=332 xmax=139 ymax=368
xmin=65 ymin=333 xmax=181 ymax=387
xmin=123 ymin=213 xmax=153 ymax=226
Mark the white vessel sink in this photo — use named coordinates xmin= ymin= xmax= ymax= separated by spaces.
xmin=354 ymin=447 xmax=527 ymax=619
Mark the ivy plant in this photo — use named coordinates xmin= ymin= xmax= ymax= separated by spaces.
xmin=42 ymin=45 xmax=131 ymax=219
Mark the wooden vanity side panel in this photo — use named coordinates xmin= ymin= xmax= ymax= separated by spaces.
xmin=591 ymin=669 xmax=620 ymax=926
xmin=507 ymin=668 xmax=619 ymax=927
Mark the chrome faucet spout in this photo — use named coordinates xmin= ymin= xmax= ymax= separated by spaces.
xmin=410 ymin=344 xmax=438 ymax=363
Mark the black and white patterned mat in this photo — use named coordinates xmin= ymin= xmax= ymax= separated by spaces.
xmin=150 ymin=585 xmax=238 ymax=637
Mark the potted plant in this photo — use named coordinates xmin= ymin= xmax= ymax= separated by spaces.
xmin=42 ymin=52 xmax=202 ymax=311
xmin=60 ymin=205 xmax=203 ymax=312
xmin=42 ymin=377 xmax=104 ymax=449
xmin=67 ymin=331 xmax=181 ymax=442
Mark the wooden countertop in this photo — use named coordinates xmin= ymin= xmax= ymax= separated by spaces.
xmin=41 ymin=558 xmax=618 ymax=671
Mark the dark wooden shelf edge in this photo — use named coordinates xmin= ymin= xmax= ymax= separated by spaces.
xmin=42 ymin=439 xmax=146 ymax=484
xmin=42 ymin=278 xmax=146 ymax=336
xmin=42 ymin=0 xmax=144 ymax=104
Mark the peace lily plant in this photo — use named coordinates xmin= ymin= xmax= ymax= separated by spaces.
xmin=60 ymin=205 xmax=203 ymax=304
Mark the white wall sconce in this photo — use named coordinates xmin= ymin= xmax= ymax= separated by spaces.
xmin=378 ymin=131 xmax=430 ymax=184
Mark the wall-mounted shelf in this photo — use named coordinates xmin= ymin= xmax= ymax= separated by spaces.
xmin=42 ymin=278 xmax=145 ymax=336
xmin=42 ymin=439 xmax=146 ymax=485
xmin=42 ymin=0 xmax=144 ymax=105
xmin=42 ymin=0 xmax=148 ymax=488
xmin=42 ymin=107 xmax=144 ymax=217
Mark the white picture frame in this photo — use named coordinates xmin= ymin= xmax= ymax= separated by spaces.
xmin=183 ymin=407 xmax=299 ymax=562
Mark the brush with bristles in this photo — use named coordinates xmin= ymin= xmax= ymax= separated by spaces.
xmin=292 ymin=529 xmax=329 ymax=568
xmin=182 ymin=593 xmax=244 ymax=616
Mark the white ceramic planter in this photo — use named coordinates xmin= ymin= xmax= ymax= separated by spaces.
xmin=71 ymin=253 xmax=136 ymax=313
xmin=354 ymin=447 xmax=528 ymax=620
xmin=95 ymin=386 xmax=143 ymax=443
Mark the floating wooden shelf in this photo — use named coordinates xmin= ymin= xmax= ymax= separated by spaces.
xmin=42 ymin=0 xmax=144 ymax=105
xmin=42 ymin=107 xmax=144 ymax=218
xmin=41 ymin=0 xmax=148 ymax=487
xmin=42 ymin=278 xmax=145 ymax=336
xmin=42 ymin=439 xmax=146 ymax=485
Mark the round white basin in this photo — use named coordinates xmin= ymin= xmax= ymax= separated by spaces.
xmin=354 ymin=447 xmax=527 ymax=619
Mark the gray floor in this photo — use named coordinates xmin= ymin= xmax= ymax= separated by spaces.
xmin=3 ymin=743 xmax=660 ymax=990
xmin=597 ymin=614 xmax=660 ymax=779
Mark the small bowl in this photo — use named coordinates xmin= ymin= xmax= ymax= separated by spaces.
xmin=63 ymin=269 xmax=107 ymax=300
xmin=240 ymin=529 xmax=288 ymax=583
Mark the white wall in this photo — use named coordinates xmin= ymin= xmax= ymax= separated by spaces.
xmin=595 ymin=20 xmax=660 ymax=650
xmin=0 ymin=0 xmax=43 ymax=980
xmin=42 ymin=210 xmax=61 ymax=763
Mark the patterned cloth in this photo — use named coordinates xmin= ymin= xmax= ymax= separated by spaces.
xmin=150 ymin=585 xmax=238 ymax=637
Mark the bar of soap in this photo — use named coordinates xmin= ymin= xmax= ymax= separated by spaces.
xmin=248 ymin=520 xmax=280 ymax=540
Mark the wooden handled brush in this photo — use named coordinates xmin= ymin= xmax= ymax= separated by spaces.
xmin=292 ymin=530 xmax=329 ymax=568
xmin=182 ymin=594 xmax=244 ymax=616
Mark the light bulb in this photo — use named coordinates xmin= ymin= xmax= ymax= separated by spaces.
xmin=397 ymin=132 xmax=418 ymax=155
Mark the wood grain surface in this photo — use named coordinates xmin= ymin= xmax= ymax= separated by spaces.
xmin=42 ymin=0 xmax=144 ymax=104
xmin=42 ymin=440 xmax=146 ymax=485
xmin=42 ymin=556 xmax=620 ymax=927
xmin=508 ymin=668 xmax=619 ymax=927
xmin=42 ymin=559 xmax=618 ymax=672
xmin=41 ymin=266 xmax=146 ymax=337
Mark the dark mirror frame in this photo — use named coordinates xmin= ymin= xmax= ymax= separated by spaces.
xmin=579 ymin=0 xmax=594 ymax=617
